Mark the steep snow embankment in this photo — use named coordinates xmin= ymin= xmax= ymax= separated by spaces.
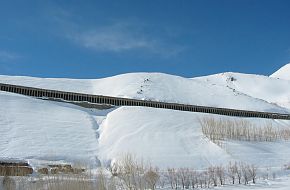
xmin=98 ymin=106 xmax=230 ymax=168
xmin=271 ymin=63 xmax=290 ymax=80
xmin=194 ymin=72 xmax=290 ymax=110
xmin=0 ymin=73 xmax=287 ymax=113
xmin=0 ymin=91 xmax=99 ymax=166
xmin=98 ymin=106 xmax=290 ymax=169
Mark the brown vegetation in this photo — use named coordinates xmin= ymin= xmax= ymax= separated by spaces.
xmin=37 ymin=164 xmax=85 ymax=175
xmin=0 ymin=166 xmax=33 ymax=176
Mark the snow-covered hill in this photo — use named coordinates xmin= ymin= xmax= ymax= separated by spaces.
xmin=0 ymin=64 xmax=290 ymax=170
xmin=271 ymin=63 xmax=290 ymax=80
xmin=0 ymin=73 xmax=288 ymax=113
xmin=194 ymin=72 xmax=290 ymax=109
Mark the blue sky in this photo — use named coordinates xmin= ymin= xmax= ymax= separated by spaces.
xmin=0 ymin=0 xmax=289 ymax=78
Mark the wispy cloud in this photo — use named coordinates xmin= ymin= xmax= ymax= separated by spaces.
xmin=46 ymin=6 xmax=184 ymax=57
xmin=68 ymin=21 xmax=184 ymax=57
xmin=0 ymin=50 xmax=19 ymax=62
xmin=71 ymin=23 xmax=154 ymax=52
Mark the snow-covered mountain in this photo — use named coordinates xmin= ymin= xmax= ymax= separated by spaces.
xmin=0 ymin=64 xmax=290 ymax=169
xmin=271 ymin=63 xmax=290 ymax=80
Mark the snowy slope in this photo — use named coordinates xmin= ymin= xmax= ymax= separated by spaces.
xmin=98 ymin=107 xmax=231 ymax=169
xmin=98 ymin=106 xmax=290 ymax=169
xmin=271 ymin=63 xmax=290 ymax=80
xmin=194 ymin=72 xmax=290 ymax=109
xmin=0 ymin=91 xmax=99 ymax=167
xmin=1 ymin=64 xmax=290 ymax=170
xmin=0 ymin=73 xmax=288 ymax=113
xmin=1 ymin=90 xmax=290 ymax=169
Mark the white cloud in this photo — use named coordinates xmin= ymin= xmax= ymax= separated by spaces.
xmin=72 ymin=23 xmax=154 ymax=52
xmin=66 ymin=21 xmax=184 ymax=57
xmin=0 ymin=51 xmax=19 ymax=62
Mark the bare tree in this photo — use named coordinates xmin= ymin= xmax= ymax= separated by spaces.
xmin=166 ymin=168 xmax=178 ymax=189
xmin=247 ymin=164 xmax=258 ymax=184
xmin=144 ymin=167 xmax=159 ymax=190
xmin=198 ymin=172 xmax=206 ymax=188
xmin=241 ymin=164 xmax=249 ymax=185
xmin=190 ymin=170 xmax=198 ymax=189
xmin=228 ymin=162 xmax=237 ymax=184
xmin=236 ymin=163 xmax=243 ymax=184
xmin=177 ymin=168 xmax=190 ymax=189
xmin=208 ymin=166 xmax=217 ymax=186
xmin=216 ymin=166 xmax=225 ymax=185
xmin=112 ymin=154 xmax=146 ymax=190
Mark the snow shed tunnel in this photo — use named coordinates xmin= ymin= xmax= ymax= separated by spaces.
xmin=0 ymin=82 xmax=290 ymax=120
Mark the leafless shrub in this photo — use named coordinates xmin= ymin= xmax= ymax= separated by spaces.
xmin=200 ymin=117 xmax=290 ymax=142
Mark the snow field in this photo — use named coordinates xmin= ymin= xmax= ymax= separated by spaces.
xmin=0 ymin=64 xmax=290 ymax=183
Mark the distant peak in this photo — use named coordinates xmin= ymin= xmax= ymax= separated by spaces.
xmin=270 ymin=63 xmax=290 ymax=80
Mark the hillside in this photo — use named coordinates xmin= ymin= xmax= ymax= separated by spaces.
xmin=0 ymin=73 xmax=288 ymax=113
xmin=194 ymin=72 xmax=290 ymax=109
xmin=0 ymin=64 xmax=290 ymax=171
xmin=0 ymin=91 xmax=99 ymax=167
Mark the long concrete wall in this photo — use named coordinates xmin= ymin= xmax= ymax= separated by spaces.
xmin=1 ymin=82 xmax=290 ymax=120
